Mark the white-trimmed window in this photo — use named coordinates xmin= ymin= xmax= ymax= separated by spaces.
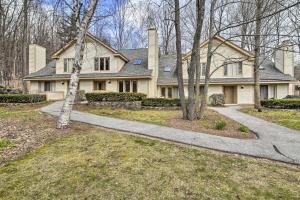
xmin=161 ymin=86 xmax=178 ymax=98
xmin=64 ymin=58 xmax=74 ymax=73
xmin=224 ymin=61 xmax=243 ymax=76
xmin=118 ymin=80 xmax=138 ymax=93
xmin=94 ymin=57 xmax=110 ymax=71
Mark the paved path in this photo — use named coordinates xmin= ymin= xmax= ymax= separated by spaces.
xmin=41 ymin=102 xmax=300 ymax=165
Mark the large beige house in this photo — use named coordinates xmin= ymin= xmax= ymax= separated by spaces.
xmin=25 ymin=28 xmax=298 ymax=104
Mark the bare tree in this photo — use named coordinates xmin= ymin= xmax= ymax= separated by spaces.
xmin=57 ymin=0 xmax=99 ymax=129
xmin=174 ymin=0 xmax=187 ymax=119
xmin=199 ymin=0 xmax=216 ymax=118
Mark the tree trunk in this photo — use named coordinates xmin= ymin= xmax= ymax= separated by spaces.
xmin=194 ymin=0 xmax=206 ymax=118
xmin=199 ymin=0 xmax=216 ymax=118
xmin=57 ymin=0 xmax=98 ymax=129
xmin=254 ymin=0 xmax=262 ymax=112
xmin=174 ymin=0 xmax=187 ymax=119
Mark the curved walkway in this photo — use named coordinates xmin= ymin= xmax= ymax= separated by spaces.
xmin=41 ymin=102 xmax=300 ymax=165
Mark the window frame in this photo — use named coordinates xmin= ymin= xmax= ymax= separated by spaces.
xmin=64 ymin=58 xmax=74 ymax=73
xmin=94 ymin=57 xmax=110 ymax=71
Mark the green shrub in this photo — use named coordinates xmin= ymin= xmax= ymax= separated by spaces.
xmin=215 ymin=120 xmax=227 ymax=130
xmin=261 ymin=99 xmax=300 ymax=109
xmin=0 ymin=94 xmax=46 ymax=103
xmin=0 ymin=138 xmax=10 ymax=149
xmin=86 ymin=92 xmax=146 ymax=102
xmin=142 ymin=98 xmax=180 ymax=107
xmin=239 ymin=125 xmax=249 ymax=133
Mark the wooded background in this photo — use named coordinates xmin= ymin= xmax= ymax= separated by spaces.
xmin=0 ymin=0 xmax=299 ymax=88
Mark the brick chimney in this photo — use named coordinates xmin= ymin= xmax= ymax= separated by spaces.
xmin=274 ymin=40 xmax=294 ymax=77
xmin=29 ymin=44 xmax=46 ymax=74
xmin=147 ymin=27 xmax=159 ymax=97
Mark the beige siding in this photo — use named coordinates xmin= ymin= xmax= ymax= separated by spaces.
xmin=237 ymin=85 xmax=254 ymax=104
xmin=29 ymin=81 xmax=39 ymax=94
xmin=56 ymin=42 xmax=125 ymax=74
xmin=138 ymin=80 xmax=149 ymax=95
xmin=277 ymin=84 xmax=289 ymax=99
xmin=106 ymin=80 xmax=118 ymax=92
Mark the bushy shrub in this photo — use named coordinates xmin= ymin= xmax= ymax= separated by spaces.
xmin=261 ymin=99 xmax=300 ymax=109
xmin=86 ymin=92 xmax=146 ymax=102
xmin=0 ymin=94 xmax=46 ymax=103
xmin=142 ymin=98 xmax=180 ymax=107
xmin=215 ymin=120 xmax=226 ymax=130
xmin=209 ymin=94 xmax=225 ymax=106
xmin=239 ymin=125 xmax=249 ymax=133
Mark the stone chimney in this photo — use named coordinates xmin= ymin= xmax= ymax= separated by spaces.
xmin=274 ymin=40 xmax=294 ymax=77
xmin=147 ymin=27 xmax=159 ymax=97
xmin=29 ymin=44 xmax=46 ymax=74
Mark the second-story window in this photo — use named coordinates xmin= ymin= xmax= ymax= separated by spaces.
xmin=64 ymin=58 xmax=74 ymax=73
xmin=224 ymin=62 xmax=243 ymax=76
xmin=94 ymin=57 xmax=110 ymax=71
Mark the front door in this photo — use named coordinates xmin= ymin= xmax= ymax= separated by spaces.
xmin=224 ymin=86 xmax=236 ymax=104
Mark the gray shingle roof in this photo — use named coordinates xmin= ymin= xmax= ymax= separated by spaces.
xmin=25 ymin=48 xmax=152 ymax=79
xmin=25 ymin=48 xmax=295 ymax=84
xmin=157 ymin=55 xmax=295 ymax=85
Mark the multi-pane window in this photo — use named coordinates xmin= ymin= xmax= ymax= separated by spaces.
xmin=64 ymin=58 xmax=74 ymax=73
xmin=118 ymin=80 xmax=138 ymax=93
xmin=94 ymin=81 xmax=106 ymax=90
xmin=44 ymin=81 xmax=51 ymax=92
xmin=94 ymin=57 xmax=110 ymax=71
xmin=224 ymin=61 xmax=243 ymax=76
xmin=161 ymin=86 xmax=176 ymax=98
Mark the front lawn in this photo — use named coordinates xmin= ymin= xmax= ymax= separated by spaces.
xmin=240 ymin=107 xmax=300 ymax=131
xmin=1 ymin=127 xmax=300 ymax=199
xmin=75 ymin=105 xmax=255 ymax=139
xmin=1 ymin=104 xmax=300 ymax=199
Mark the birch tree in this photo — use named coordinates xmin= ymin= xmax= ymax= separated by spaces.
xmin=57 ymin=0 xmax=99 ymax=129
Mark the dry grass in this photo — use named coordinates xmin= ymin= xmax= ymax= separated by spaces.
xmin=240 ymin=107 xmax=300 ymax=131
xmin=0 ymin=104 xmax=300 ymax=199
xmin=0 ymin=127 xmax=300 ymax=199
xmin=75 ymin=105 xmax=255 ymax=139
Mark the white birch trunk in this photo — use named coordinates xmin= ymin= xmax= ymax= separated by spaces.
xmin=57 ymin=0 xmax=98 ymax=129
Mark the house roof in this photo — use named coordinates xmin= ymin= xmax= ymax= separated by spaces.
xmin=52 ymin=32 xmax=129 ymax=62
xmin=157 ymin=55 xmax=296 ymax=85
xmin=25 ymin=39 xmax=295 ymax=84
xmin=25 ymin=48 xmax=152 ymax=80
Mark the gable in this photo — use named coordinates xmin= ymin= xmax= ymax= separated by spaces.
xmin=52 ymin=33 xmax=128 ymax=62
xmin=183 ymin=35 xmax=254 ymax=61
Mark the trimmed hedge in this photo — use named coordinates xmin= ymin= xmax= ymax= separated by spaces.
xmin=142 ymin=98 xmax=180 ymax=107
xmin=0 ymin=94 xmax=46 ymax=103
xmin=86 ymin=92 xmax=146 ymax=102
xmin=261 ymin=99 xmax=300 ymax=109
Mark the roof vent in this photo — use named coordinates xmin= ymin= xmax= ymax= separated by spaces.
xmin=133 ymin=58 xmax=142 ymax=65
xmin=164 ymin=66 xmax=172 ymax=72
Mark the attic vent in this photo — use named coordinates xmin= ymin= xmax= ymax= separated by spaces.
xmin=133 ymin=58 xmax=142 ymax=65
xmin=164 ymin=66 xmax=172 ymax=72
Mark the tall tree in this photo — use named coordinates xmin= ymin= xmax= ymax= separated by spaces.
xmin=253 ymin=0 xmax=262 ymax=111
xmin=57 ymin=0 xmax=99 ymax=129
xmin=199 ymin=0 xmax=216 ymax=118
xmin=174 ymin=0 xmax=187 ymax=119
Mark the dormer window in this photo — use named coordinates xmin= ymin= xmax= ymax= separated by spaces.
xmin=64 ymin=58 xmax=74 ymax=73
xmin=94 ymin=57 xmax=110 ymax=71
